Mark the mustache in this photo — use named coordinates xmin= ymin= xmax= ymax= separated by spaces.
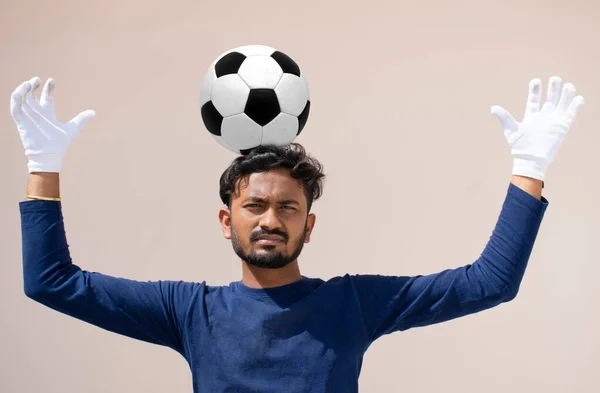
xmin=250 ymin=229 xmax=288 ymax=242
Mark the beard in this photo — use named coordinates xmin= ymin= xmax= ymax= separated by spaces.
xmin=231 ymin=220 xmax=307 ymax=269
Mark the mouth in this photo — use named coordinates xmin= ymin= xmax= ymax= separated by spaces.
xmin=254 ymin=236 xmax=285 ymax=245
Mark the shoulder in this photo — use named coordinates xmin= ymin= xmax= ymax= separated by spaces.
xmin=314 ymin=274 xmax=411 ymax=295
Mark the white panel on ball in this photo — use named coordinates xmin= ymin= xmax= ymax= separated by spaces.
xmin=238 ymin=56 xmax=284 ymax=89
xmin=221 ymin=114 xmax=263 ymax=150
xmin=211 ymin=74 xmax=250 ymax=117
xmin=275 ymin=74 xmax=308 ymax=116
xmin=300 ymin=72 xmax=310 ymax=100
xmin=211 ymin=135 xmax=240 ymax=154
xmin=199 ymin=67 xmax=217 ymax=107
xmin=262 ymin=113 xmax=299 ymax=145
xmin=233 ymin=45 xmax=276 ymax=57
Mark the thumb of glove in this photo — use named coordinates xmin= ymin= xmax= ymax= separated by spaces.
xmin=66 ymin=109 xmax=96 ymax=138
xmin=491 ymin=105 xmax=520 ymax=144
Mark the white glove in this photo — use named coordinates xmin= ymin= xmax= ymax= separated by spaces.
xmin=491 ymin=76 xmax=584 ymax=182
xmin=10 ymin=77 xmax=95 ymax=173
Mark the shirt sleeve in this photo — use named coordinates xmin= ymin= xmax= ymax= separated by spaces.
xmin=19 ymin=200 xmax=202 ymax=355
xmin=350 ymin=183 xmax=549 ymax=342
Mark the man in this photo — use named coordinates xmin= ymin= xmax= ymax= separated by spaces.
xmin=12 ymin=75 xmax=584 ymax=393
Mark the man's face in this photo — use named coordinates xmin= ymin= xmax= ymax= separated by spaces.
xmin=219 ymin=168 xmax=316 ymax=269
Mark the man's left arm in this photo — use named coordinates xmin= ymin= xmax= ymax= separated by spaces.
xmin=350 ymin=76 xmax=584 ymax=342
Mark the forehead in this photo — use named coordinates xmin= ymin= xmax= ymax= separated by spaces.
xmin=235 ymin=169 xmax=305 ymax=201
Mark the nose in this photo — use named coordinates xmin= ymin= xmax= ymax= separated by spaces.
xmin=258 ymin=206 xmax=283 ymax=231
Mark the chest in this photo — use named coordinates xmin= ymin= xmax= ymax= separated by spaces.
xmin=195 ymin=296 xmax=367 ymax=387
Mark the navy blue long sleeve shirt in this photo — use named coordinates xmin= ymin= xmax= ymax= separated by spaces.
xmin=19 ymin=183 xmax=548 ymax=392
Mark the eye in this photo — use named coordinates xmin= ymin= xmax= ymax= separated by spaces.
xmin=281 ymin=205 xmax=296 ymax=210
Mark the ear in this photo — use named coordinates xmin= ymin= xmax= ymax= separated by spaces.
xmin=218 ymin=206 xmax=232 ymax=240
xmin=303 ymin=213 xmax=316 ymax=243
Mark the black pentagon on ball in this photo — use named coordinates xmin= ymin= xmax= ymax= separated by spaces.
xmin=271 ymin=51 xmax=300 ymax=77
xmin=201 ymin=101 xmax=224 ymax=136
xmin=297 ymin=100 xmax=310 ymax=135
xmin=244 ymin=89 xmax=280 ymax=126
xmin=214 ymin=52 xmax=246 ymax=77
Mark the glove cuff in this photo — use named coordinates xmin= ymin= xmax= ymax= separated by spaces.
xmin=512 ymin=158 xmax=546 ymax=181
xmin=27 ymin=154 xmax=62 ymax=173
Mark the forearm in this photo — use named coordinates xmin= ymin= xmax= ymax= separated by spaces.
xmin=26 ymin=172 xmax=60 ymax=199
xmin=476 ymin=183 xmax=547 ymax=296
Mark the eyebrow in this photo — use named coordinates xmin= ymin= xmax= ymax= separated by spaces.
xmin=243 ymin=197 xmax=300 ymax=205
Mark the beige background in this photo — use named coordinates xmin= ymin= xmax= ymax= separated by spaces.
xmin=1 ymin=0 xmax=599 ymax=392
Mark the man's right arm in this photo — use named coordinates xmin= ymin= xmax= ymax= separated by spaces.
xmin=21 ymin=173 xmax=200 ymax=355
xmin=11 ymin=77 xmax=203 ymax=355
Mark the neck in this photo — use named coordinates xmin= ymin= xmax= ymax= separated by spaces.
xmin=241 ymin=260 xmax=302 ymax=288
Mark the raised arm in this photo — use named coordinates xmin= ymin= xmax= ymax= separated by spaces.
xmin=12 ymin=77 xmax=199 ymax=354
xmin=351 ymin=76 xmax=584 ymax=342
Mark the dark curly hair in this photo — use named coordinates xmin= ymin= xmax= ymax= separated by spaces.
xmin=219 ymin=143 xmax=325 ymax=212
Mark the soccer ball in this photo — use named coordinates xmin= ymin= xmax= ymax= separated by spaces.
xmin=199 ymin=45 xmax=311 ymax=155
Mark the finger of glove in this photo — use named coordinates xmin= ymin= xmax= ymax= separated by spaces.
xmin=545 ymin=76 xmax=562 ymax=107
xmin=491 ymin=105 xmax=519 ymax=132
xmin=25 ymin=77 xmax=43 ymax=113
xmin=40 ymin=78 xmax=55 ymax=108
xmin=10 ymin=81 xmax=31 ymax=124
xmin=21 ymin=78 xmax=54 ymax=136
xmin=557 ymin=83 xmax=576 ymax=112
xmin=67 ymin=110 xmax=96 ymax=135
xmin=12 ymin=82 xmax=48 ymax=140
xmin=566 ymin=95 xmax=584 ymax=122
xmin=21 ymin=96 xmax=54 ymax=140
xmin=525 ymin=78 xmax=542 ymax=116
